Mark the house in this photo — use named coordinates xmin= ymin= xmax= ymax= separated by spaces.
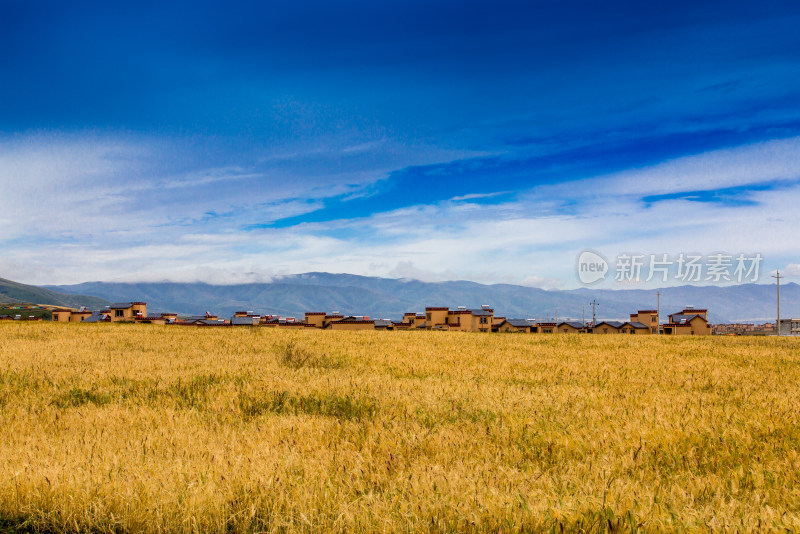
xmin=446 ymin=306 xmax=494 ymax=332
xmin=536 ymin=322 xmax=557 ymax=334
xmin=424 ymin=307 xmax=450 ymax=329
xmin=324 ymin=313 xmax=345 ymax=327
xmin=401 ymin=313 xmax=426 ymax=328
xmin=81 ymin=311 xmax=111 ymax=323
xmin=136 ymin=315 xmax=166 ymax=325
xmin=619 ymin=321 xmax=650 ymax=334
xmin=134 ymin=312 xmax=178 ymax=325
xmin=106 ymin=302 xmax=147 ymax=322
xmin=51 ymin=308 xmax=73 ymax=322
xmin=778 ymin=319 xmax=800 ymax=336
xmin=629 ymin=310 xmax=659 ymax=334
xmin=304 ymin=312 xmax=327 ymax=328
xmin=662 ymin=307 xmax=710 ymax=335
xmin=181 ymin=312 xmax=219 ymax=323
xmin=231 ymin=316 xmax=260 ymax=326
xmin=324 ymin=316 xmax=375 ymax=330
xmin=594 ymin=321 xmax=624 ymax=334
xmin=557 ymin=321 xmax=585 ymax=334
xmin=178 ymin=313 xmax=227 ymax=325
xmin=391 ymin=320 xmax=414 ymax=330
xmin=495 ymin=319 xmax=534 ymax=333
xmin=51 ymin=308 xmax=94 ymax=322
xmin=373 ymin=319 xmax=394 ymax=330
xmin=262 ymin=316 xmax=313 ymax=328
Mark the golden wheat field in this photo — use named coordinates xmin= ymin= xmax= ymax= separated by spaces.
xmin=1 ymin=323 xmax=800 ymax=533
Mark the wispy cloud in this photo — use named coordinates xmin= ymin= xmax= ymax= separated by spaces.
xmin=2 ymin=1 xmax=800 ymax=287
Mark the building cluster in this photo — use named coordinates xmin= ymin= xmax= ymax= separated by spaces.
xmin=711 ymin=320 xmax=800 ymax=336
xmin=49 ymin=302 xmax=713 ymax=335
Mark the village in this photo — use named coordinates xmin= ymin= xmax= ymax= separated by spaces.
xmin=34 ymin=301 xmax=727 ymax=335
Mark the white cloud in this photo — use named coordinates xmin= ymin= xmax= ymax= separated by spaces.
xmin=1 ymin=133 xmax=799 ymax=287
xmin=784 ymin=264 xmax=800 ymax=277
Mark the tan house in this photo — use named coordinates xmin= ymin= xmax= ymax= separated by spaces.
xmin=52 ymin=308 xmax=98 ymax=322
xmin=557 ymin=321 xmax=585 ymax=334
xmin=51 ymin=309 xmax=74 ymax=322
xmin=536 ymin=322 xmax=557 ymax=334
xmin=619 ymin=321 xmax=650 ymax=334
xmin=392 ymin=318 xmax=415 ymax=330
xmin=629 ymin=310 xmax=659 ymax=334
xmin=662 ymin=308 xmax=710 ymax=335
xmin=402 ymin=312 xmax=427 ymax=328
xmin=495 ymin=319 xmax=533 ymax=333
xmin=424 ymin=307 xmax=450 ymax=329
xmin=446 ymin=306 xmax=494 ymax=332
xmin=325 ymin=317 xmax=375 ymax=330
xmin=107 ymin=302 xmax=147 ymax=322
xmin=594 ymin=321 xmax=624 ymax=334
xmin=304 ymin=312 xmax=327 ymax=328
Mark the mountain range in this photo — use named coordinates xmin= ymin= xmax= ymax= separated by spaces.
xmin=41 ymin=272 xmax=799 ymax=323
xmin=0 ymin=277 xmax=109 ymax=309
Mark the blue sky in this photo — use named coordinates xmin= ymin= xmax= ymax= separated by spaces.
xmin=2 ymin=0 xmax=800 ymax=287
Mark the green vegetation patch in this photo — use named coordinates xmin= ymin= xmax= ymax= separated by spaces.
xmin=238 ymin=390 xmax=378 ymax=421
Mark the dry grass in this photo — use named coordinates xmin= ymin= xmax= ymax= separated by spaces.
xmin=1 ymin=322 xmax=800 ymax=533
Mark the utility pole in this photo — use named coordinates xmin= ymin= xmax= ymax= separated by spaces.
xmin=773 ymin=270 xmax=783 ymax=336
xmin=590 ymin=299 xmax=599 ymax=328
xmin=656 ymin=289 xmax=661 ymax=335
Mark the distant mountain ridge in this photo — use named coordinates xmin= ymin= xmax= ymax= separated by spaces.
xmin=0 ymin=277 xmax=109 ymax=309
xmin=44 ymin=272 xmax=800 ymax=323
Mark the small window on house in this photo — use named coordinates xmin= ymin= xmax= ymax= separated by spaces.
xmin=426 ymin=313 xmax=431 ymax=320
xmin=480 ymin=317 xmax=487 ymax=324
xmin=115 ymin=310 xmax=124 ymax=317
xmin=652 ymin=316 xmax=657 ymax=322
xmin=53 ymin=315 xmax=58 ymax=321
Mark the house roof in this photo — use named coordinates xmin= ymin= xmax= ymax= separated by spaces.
xmin=185 ymin=315 xmax=217 ymax=322
xmin=374 ymin=319 xmax=392 ymax=327
xmin=669 ymin=313 xmax=707 ymax=325
xmin=82 ymin=312 xmax=109 ymax=323
xmin=505 ymin=319 xmax=533 ymax=328
xmin=596 ymin=321 xmax=624 ymax=328
xmin=626 ymin=321 xmax=649 ymax=329
xmin=558 ymin=321 xmax=585 ymax=329
xmin=106 ymin=302 xmax=146 ymax=309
